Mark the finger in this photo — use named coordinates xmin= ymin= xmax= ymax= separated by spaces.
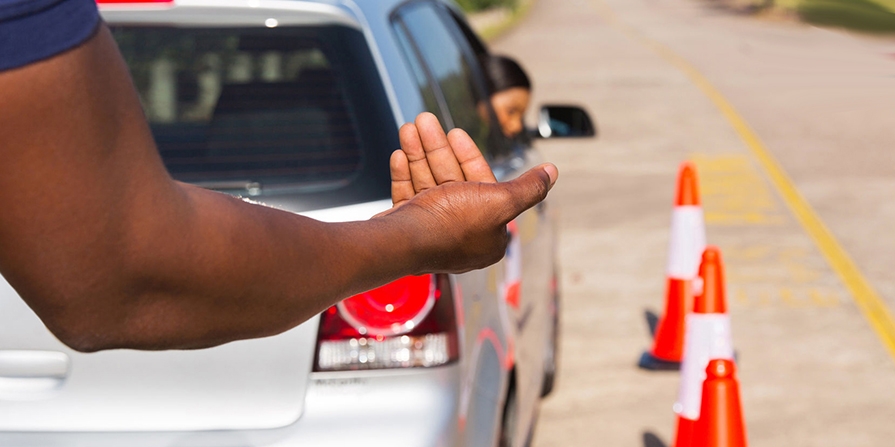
xmin=399 ymin=121 xmax=437 ymax=192
xmin=389 ymin=149 xmax=415 ymax=207
xmin=416 ymin=112 xmax=464 ymax=184
xmin=447 ymin=128 xmax=497 ymax=183
xmin=495 ymin=163 xmax=559 ymax=224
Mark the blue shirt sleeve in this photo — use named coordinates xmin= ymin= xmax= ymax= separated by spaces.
xmin=0 ymin=0 xmax=100 ymax=71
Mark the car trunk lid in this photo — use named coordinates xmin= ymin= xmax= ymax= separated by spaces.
xmin=0 ymin=199 xmax=390 ymax=432
xmin=0 ymin=280 xmax=317 ymax=431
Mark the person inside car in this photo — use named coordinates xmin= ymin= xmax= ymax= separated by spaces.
xmin=0 ymin=0 xmax=558 ymax=352
xmin=482 ymin=54 xmax=532 ymax=139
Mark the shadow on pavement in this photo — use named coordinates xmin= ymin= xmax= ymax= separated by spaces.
xmin=644 ymin=309 xmax=659 ymax=339
xmin=642 ymin=431 xmax=668 ymax=447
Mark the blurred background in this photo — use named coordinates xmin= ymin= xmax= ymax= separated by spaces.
xmin=466 ymin=0 xmax=895 ymax=445
xmin=463 ymin=0 xmax=895 ymax=34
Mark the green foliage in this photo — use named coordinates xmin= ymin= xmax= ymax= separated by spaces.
xmin=795 ymin=0 xmax=895 ymax=33
xmin=456 ymin=0 xmax=517 ymax=13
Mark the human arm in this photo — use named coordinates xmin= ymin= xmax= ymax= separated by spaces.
xmin=0 ymin=25 xmax=557 ymax=352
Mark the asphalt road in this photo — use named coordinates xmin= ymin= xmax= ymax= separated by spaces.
xmin=490 ymin=0 xmax=895 ymax=445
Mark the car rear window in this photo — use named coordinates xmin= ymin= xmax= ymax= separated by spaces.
xmin=110 ymin=25 xmax=396 ymax=210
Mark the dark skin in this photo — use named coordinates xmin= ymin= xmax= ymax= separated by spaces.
xmin=0 ymin=25 xmax=558 ymax=352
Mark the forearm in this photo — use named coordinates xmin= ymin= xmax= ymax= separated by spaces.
xmin=5 ymin=177 xmax=425 ymax=352
xmin=106 ymin=182 xmax=425 ymax=351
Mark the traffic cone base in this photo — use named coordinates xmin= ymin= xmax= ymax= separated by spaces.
xmin=638 ymin=351 xmax=681 ymax=371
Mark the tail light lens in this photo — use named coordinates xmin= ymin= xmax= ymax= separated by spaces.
xmin=314 ymin=274 xmax=459 ymax=371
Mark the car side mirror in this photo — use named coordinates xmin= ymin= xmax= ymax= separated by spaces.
xmin=536 ymin=105 xmax=596 ymax=138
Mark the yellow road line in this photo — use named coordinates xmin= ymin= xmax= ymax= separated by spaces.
xmin=595 ymin=0 xmax=895 ymax=361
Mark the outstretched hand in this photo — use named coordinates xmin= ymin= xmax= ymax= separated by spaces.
xmin=389 ymin=112 xmax=497 ymax=207
xmin=379 ymin=112 xmax=559 ymax=274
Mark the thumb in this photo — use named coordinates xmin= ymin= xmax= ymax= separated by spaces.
xmin=496 ymin=163 xmax=558 ymax=224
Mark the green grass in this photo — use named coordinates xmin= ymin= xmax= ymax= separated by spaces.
xmin=476 ymin=0 xmax=535 ymax=42
xmin=777 ymin=0 xmax=895 ymax=33
xmin=456 ymin=0 xmax=517 ymax=13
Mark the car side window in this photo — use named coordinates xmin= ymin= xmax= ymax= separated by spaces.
xmin=445 ymin=8 xmax=489 ymax=62
xmin=391 ymin=20 xmax=451 ymax=130
xmin=393 ymin=2 xmax=495 ymax=155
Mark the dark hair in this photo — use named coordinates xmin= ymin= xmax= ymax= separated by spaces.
xmin=481 ymin=54 xmax=531 ymax=94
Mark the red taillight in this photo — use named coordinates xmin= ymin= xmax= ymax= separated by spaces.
xmin=314 ymin=274 xmax=459 ymax=371
xmin=338 ymin=274 xmax=436 ymax=336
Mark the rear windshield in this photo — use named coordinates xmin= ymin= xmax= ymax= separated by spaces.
xmin=110 ymin=25 xmax=396 ymax=210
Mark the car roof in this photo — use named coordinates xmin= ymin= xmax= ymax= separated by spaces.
xmin=98 ymin=0 xmax=462 ymax=27
xmin=99 ymin=0 xmax=361 ymax=28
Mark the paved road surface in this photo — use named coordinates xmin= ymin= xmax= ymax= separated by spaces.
xmin=490 ymin=0 xmax=895 ymax=445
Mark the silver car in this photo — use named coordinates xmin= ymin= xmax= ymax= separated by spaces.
xmin=0 ymin=0 xmax=591 ymax=445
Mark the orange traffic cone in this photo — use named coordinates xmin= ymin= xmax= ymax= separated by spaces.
xmin=640 ymin=162 xmax=706 ymax=370
xmin=674 ymin=247 xmax=735 ymax=447
xmin=692 ymin=359 xmax=747 ymax=447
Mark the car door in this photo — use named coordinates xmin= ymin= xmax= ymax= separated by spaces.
xmin=434 ymin=8 xmax=558 ymax=442
xmin=391 ymin=3 xmax=514 ymax=446
xmin=391 ymin=2 xmax=556 ymax=445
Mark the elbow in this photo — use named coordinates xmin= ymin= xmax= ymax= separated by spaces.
xmin=30 ymin=289 xmax=135 ymax=353
xmin=58 ymin=336 xmax=106 ymax=354
xmin=37 ymin=290 xmax=195 ymax=352
xmin=43 ymin=312 xmax=117 ymax=353
xmin=5 ymin=274 xmax=129 ymax=352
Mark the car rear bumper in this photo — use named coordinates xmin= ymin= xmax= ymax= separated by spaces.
xmin=0 ymin=364 xmax=461 ymax=447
